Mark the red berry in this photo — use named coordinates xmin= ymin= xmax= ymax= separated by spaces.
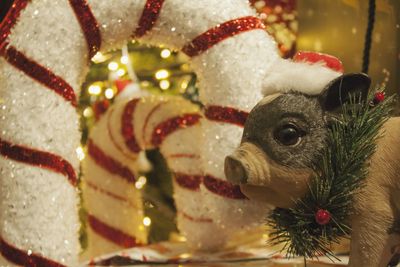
xmin=373 ymin=92 xmax=385 ymax=104
xmin=315 ymin=209 xmax=331 ymax=225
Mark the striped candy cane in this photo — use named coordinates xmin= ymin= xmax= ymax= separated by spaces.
xmin=0 ymin=0 xmax=278 ymax=265
xmin=82 ymin=95 xmax=209 ymax=256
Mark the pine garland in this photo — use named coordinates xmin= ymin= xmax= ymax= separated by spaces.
xmin=267 ymin=89 xmax=395 ymax=259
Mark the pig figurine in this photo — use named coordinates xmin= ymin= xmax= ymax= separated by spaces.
xmin=225 ymin=54 xmax=400 ymax=267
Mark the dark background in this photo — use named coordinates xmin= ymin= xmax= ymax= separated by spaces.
xmin=0 ymin=0 xmax=13 ymax=22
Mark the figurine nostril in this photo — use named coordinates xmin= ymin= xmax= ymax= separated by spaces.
xmin=224 ymin=156 xmax=248 ymax=184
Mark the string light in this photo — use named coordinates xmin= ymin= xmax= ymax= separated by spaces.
xmin=88 ymin=84 xmax=101 ymax=95
xmin=91 ymin=52 xmax=107 ymax=63
xmin=180 ymin=80 xmax=189 ymax=93
xmin=104 ymin=88 xmax=114 ymax=99
xmin=155 ymin=69 xmax=169 ymax=80
xmin=83 ymin=107 xmax=93 ymax=117
xmin=180 ymin=253 xmax=191 ymax=259
xmin=181 ymin=80 xmax=189 ymax=89
xmin=108 ymin=61 xmax=119 ymax=71
xmin=76 ymin=146 xmax=85 ymax=161
xmin=120 ymin=56 xmax=129 ymax=64
xmin=160 ymin=49 xmax=171 ymax=58
xmin=117 ymin=69 xmax=126 ymax=77
xmin=143 ymin=217 xmax=151 ymax=226
xmin=135 ymin=176 xmax=147 ymax=189
xmin=140 ymin=81 xmax=150 ymax=87
xmin=159 ymin=80 xmax=170 ymax=90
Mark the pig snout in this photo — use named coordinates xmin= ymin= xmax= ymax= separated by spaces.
xmin=225 ymin=155 xmax=248 ymax=184
xmin=224 ymin=142 xmax=271 ymax=186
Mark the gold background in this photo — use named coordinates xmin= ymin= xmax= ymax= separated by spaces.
xmin=297 ymin=0 xmax=399 ymax=96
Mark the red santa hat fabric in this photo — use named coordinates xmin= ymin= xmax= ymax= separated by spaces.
xmin=262 ymin=51 xmax=344 ymax=96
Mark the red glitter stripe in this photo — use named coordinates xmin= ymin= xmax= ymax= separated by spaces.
xmin=0 ymin=138 xmax=77 ymax=186
xmin=151 ymin=113 xmax=201 ymax=147
xmin=174 ymin=173 xmax=202 ymax=190
xmin=142 ymin=102 xmax=164 ymax=147
xmin=134 ymin=0 xmax=165 ymax=37
xmin=205 ymin=105 xmax=249 ymax=127
xmin=86 ymin=180 xmax=130 ymax=204
xmin=121 ymin=99 xmax=141 ymax=153
xmin=68 ymin=0 xmax=101 ymax=59
xmin=87 ymin=139 xmax=136 ymax=183
xmin=0 ymin=0 xmax=29 ymax=52
xmin=107 ymin=109 xmax=137 ymax=161
xmin=0 ymin=237 xmax=66 ymax=267
xmin=180 ymin=211 xmax=213 ymax=223
xmin=182 ymin=16 xmax=265 ymax=57
xmin=2 ymin=46 xmax=77 ymax=107
xmin=203 ymin=175 xmax=247 ymax=199
xmin=88 ymin=215 xmax=141 ymax=248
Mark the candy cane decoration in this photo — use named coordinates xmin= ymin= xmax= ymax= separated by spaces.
xmin=83 ymin=95 xmax=214 ymax=256
xmin=0 ymin=0 xmax=278 ymax=265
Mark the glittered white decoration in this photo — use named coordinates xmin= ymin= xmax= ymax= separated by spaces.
xmin=83 ymin=96 xmax=210 ymax=257
xmin=0 ymin=0 xmax=287 ymax=265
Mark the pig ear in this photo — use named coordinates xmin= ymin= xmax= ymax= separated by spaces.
xmin=319 ymin=73 xmax=371 ymax=111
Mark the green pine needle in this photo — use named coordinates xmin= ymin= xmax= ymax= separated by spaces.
xmin=267 ymin=89 xmax=395 ymax=260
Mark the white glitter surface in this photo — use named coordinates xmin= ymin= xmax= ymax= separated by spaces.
xmin=87 ymin=0 xmax=146 ymax=51
xmin=90 ymin=107 xmax=138 ymax=169
xmin=192 ymin=30 xmax=278 ymax=109
xmin=83 ymin=182 xmax=145 ymax=234
xmin=201 ymin=187 xmax=272 ymax=234
xmin=176 ymin=213 xmax=227 ymax=251
xmin=82 ymin=227 xmax=127 ymax=261
xmin=1 ymin=0 xmax=85 ymax=265
xmin=163 ymin=125 xmax=230 ymax=251
xmin=0 ymin=61 xmax=80 ymax=166
xmin=8 ymin=0 xmax=89 ymax=89
xmin=138 ymin=97 xmax=199 ymax=149
xmin=82 ymin=149 xmax=147 ymax=258
xmin=0 ymin=159 xmax=80 ymax=265
xmin=141 ymin=0 xmax=255 ymax=50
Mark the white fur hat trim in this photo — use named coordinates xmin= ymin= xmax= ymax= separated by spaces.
xmin=262 ymin=57 xmax=343 ymax=96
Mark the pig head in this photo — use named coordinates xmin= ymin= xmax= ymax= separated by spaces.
xmin=224 ymin=73 xmax=371 ymax=208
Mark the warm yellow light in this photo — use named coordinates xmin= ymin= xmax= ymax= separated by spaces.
xmin=181 ymin=64 xmax=190 ymax=71
xmin=180 ymin=253 xmax=191 ymax=259
xmin=76 ymin=146 xmax=85 ymax=161
xmin=180 ymin=80 xmax=189 ymax=93
xmin=120 ymin=56 xmax=129 ymax=64
xmin=155 ymin=69 xmax=169 ymax=80
xmin=116 ymin=69 xmax=126 ymax=77
xmin=159 ymin=80 xmax=170 ymax=90
xmin=108 ymin=61 xmax=119 ymax=71
xmin=135 ymin=176 xmax=147 ymax=189
xmin=181 ymin=80 xmax=189 ymax=89
xmin=104 ymin=88 xmax=114 ymax=99
xmin=83 ymin=107 xmax=93 ymax=117
xmin=88 ymin=85 xmax=101 ymax=95
xmin=143 ymin=217 xmax=151 ymax=226
xmin=160 ymin=49 xmax=171 ymax=58
xmin=140 ymin=81 xmax=150 ymax=87
xmin=91 ymin=52 xmax=107 ymax=63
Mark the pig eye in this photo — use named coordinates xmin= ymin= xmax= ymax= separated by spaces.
xmin=274 ymin=123 xmax=304 ymax=146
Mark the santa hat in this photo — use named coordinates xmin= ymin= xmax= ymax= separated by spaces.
xmin=262 ymin=51 xmax=344 ymax=96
